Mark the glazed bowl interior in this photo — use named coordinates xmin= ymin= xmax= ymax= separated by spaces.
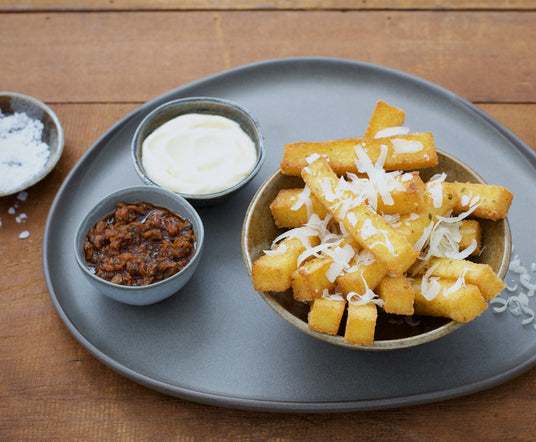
xmin=74 ymin=186 xmax=205 ymax=306
xmin=241 ymin=150 xmax=511 ymax=350
xmin=0 ymin=92 xmax=64 ymax=197
xmin=132 ymin=96 xmax=265 ymax=207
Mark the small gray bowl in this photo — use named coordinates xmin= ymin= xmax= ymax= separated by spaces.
xmin=0 ymin=92 xmax=64 ymax=197
xmin=132 ymin=97 xmax=265 ymax=207
xmin=74 ymin=186 xmax=205 ymax=306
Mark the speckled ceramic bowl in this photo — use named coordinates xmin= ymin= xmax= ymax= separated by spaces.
xmin=0 ymin=92 xmax=64 ymax=197
xmin=74 ymin=186 xmax=205 ymax=306
xmin=132 ymin=97 xmax=265 ymax=207
xmin=241 ymin=150 xmax=512 ymax=350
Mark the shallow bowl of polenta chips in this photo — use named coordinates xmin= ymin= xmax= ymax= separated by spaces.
xmin=241 ymin=150 xmax=512 ymax=350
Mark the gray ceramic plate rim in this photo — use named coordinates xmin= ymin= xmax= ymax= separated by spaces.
xmin=241 ymin=149 xmax=512 ymax=351
xmin=42 ymin=57 xmax=536 ymax=413
xmin=0 ymin=91 xmax=64 ymax=197
xmin=131 ymin=96 xmax=266 ymax=202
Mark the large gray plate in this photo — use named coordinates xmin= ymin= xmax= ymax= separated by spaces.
xmin=43 ymin=57 xmax=536 ymax=412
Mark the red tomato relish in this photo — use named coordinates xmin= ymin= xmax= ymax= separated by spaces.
xmin=83 ymin=201 xmax=196 ymax=286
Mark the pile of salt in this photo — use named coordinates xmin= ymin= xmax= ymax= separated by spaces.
xmin=0 ymin=111 xmax=50 ymax=193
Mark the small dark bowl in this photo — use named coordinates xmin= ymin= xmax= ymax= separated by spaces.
xmin=241 ymin=150 xmax=511 ymax=350
xmin=132 ymin=97 xmax=265 ymax=207
xmin=0 ymin=92 xmax=64 ymax=197
xmin=74 ymin=186 xmax=205 ymax=306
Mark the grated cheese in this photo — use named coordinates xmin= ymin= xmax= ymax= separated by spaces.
xmin=306 ymin=153 xmax=322 ymax=164
xmin=390 ymin=138 xmax=424 ymax=154
xmin=426 ymin=173 xmax=447 ymax=208
xmin=419 ymin=262 xmax=442 ymax=300
xmin=345 ymin=250 xmax=376 ymax=273
xmin=324 ymin=243 xmax=356 ymax=282
xmin=443 ymin=267 xmax=470 ymax=296
xmin=360 ymin=219 xmax=378 ymax=240
xmin=353 ymin=144 xmax=404 ymax=210
xmin=347 ymin=273 xmax=385 ymax=307
xmin=374 ymin=126 xmax=410 ymax=138
xmin=491 ymin=247 xmax=536 ymax=329
xmin=321 ymin=288 xmax=345 ymax=301
xmin=291 ymin=185 xmax=314 ymax=218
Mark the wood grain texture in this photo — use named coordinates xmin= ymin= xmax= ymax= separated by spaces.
xmin=1 ymin=11 xmax=535 ymax=103
xmin=1 ymin=0 xmax=535 ymax=11
xmin=1 ymin=1 xmax=536 ymax=438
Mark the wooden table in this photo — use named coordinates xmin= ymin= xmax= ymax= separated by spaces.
xmin=2 ymin=1 xmax=535 ymax=439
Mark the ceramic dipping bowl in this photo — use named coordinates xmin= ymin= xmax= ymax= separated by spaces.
xmin=74 ymin=186 xmax=205 ymax=306
xmin=132 ymin=96 xmax=265 ymax=207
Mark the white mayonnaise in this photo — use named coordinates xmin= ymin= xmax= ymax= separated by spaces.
xmin=141 ymin=113 xmax=257 ymax=195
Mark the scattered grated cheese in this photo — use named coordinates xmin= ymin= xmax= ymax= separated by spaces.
xmin=321 ymin=288 xmax=345 ymax=301
xmin=383 ymin=213 xmax=402 ymax=228
xmin=419 ymin=261 xmax=442 ymax=301
xmin=306 ymin=153 xmax=322 ymax=164
xmin=491 ymin=246 xmax=536 ymax=329
xmin=443 ymin=267 xmax=470 ymax=296
xmin=374 ymin=126 xmax=410 ymax=138
xmin=353 ymin=144 xmax=404 ymax=210
xmin=324 ymin=243 xmax=356 ymax=282
xmin=360 ymin=219 xmax=378 ymax=240
xmin=291 ymin=185 xmax=313 ymax=218
xmin=390 ymin=138 xmax=424 ymax=154
xmin=264 ymin=243 xmax=288 ymax=256
xmin=347 ymin=273 xmax=385 ymax=307
xmin=426 ymin=173 xmax=447 ymax=208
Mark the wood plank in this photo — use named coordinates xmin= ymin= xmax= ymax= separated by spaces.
xmin=0 ymin=103 xmax=535 ymax=439
xmin=1 ymin=0 xmax=535 ymax=11
xmin=1 ymin=11 xmax=535 ymax=104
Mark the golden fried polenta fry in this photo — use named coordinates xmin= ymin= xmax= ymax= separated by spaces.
xmin=416 ymin=257 xmax=505 ymax=301
xmin=269 ymin=188 xmax=329 ymax=229
xmin=280 ymin=133 xmax=438 ymax=176
xmin=337 ymin=250 xmax=388 ymax=295
xmin=251 ymin=236 xmax=319 ymax=292
xmin=375 ymin=274 xmax=415 ymax=315
xmin=344 ymin=303 xmax=377 ymax=346
xmin=291 ymin=256 xmax=335 ymax=302
xmin=270 ymin=172 xmax=426 ymax=229
xmin=302 ymin=158 xmax=418 ymax=276
xmin=291 ymin=236 xmax=360 ymax=301
xmin=445 ymin=182 xmax=513 ymax=221
xmin=308 ymin=297 xmax=346 ymax=335
xmin=364 ymin=100 xmax=406 ymax=138
xmin=412 ymin=277 xmax=488 ymax=322
xmin=459 ymin=219 xmax=482 ymax=256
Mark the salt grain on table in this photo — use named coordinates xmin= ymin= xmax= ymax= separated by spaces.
xmin=0 ymin=111 xmax=50 ymax=193
xmin=16 ymin=213 xmax=27 ymax=223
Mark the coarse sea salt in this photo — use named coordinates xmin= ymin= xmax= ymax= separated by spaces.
xmin=0 ymin=111 xmax=50 ymax=193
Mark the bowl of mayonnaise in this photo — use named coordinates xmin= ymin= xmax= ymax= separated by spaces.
xmin=132 ymin=97 xmax=265 ymax=206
